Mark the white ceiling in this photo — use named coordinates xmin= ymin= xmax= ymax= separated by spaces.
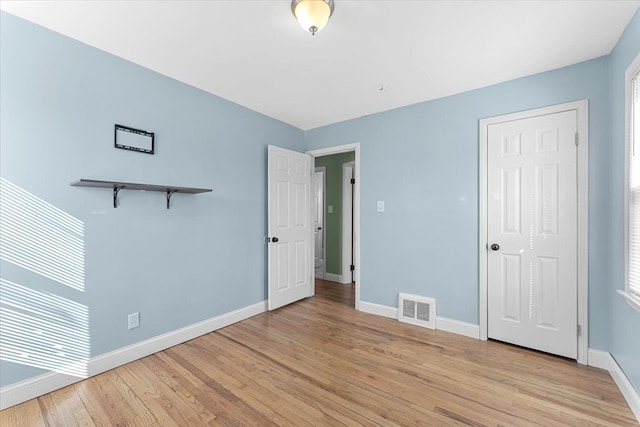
xmin=2 ymin=1 xmax=639 ymax=130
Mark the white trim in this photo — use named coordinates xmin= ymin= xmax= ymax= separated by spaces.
xmin=478 ymin=100 xmax=589 ymax=365
xmin=0 ymin=370 xmax=81 ymax=412
xmin=0 ymin=300 xmax=267 ymax=410
xmin=588 ymin=349 xmax=640 ymax=422
xmin=342 ymin=161 xmax=355 ymax=284
xmin=587 ymin=348 xmax=612 ymax=370
xmin=618 ymin=290 xmax=640 ymax=312
xmin=314 ymin=166 xmax=326 ymax=280
xmin=308 ymin=143 xmax=361 ymax=310
xmin=610 ymin=357 xmax=640 ymax=422
xmin=359 ymin=301 xmax=398 ymax=319
xmin=325 ymin=272 xmax=349 ymax=284
xmin=436 ymin=317 xmax=480 ymax=339
xmin=624 ymin=52 xmax=640 ymax=310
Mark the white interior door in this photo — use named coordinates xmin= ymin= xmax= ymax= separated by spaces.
xmin=314 ymin=168 xmax=325 ymax=278
xmin=268 ymin=145 xmax=313 ymax=310
xmin=487 ymin=110 xmax=578 ymax=359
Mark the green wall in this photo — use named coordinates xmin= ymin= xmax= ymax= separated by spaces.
xmin=315 ymin=152 xmax=355 ymax=276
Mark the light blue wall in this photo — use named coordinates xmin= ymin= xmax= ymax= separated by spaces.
xmin=305 ymin=58 xmax=611 ymax=348
xmin=0 ymin=12 xmax=304 ymax=387
xmin=609 ymin=9 xmax=640 ymax=394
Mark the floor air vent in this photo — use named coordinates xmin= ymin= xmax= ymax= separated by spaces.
xmin=398 ymin=293 xmax=436 ymax=329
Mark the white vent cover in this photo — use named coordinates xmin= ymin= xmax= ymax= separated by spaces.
xmin=398 ymin=293 xmax=436 ymax=329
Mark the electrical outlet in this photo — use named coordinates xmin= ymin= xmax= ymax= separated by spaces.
xmin=128 ymin=312 xmax=139 ymax=330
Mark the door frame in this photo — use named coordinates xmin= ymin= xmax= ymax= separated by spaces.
xmin=478 ymin=100 xmax=589 ymax=364
xmin=307 ymin=143 xmax=361 ymax=310
xmin=314 ymin=166 xmax=327 ymax=279
xmin=342 ymin=161 xmax=355 ymax=283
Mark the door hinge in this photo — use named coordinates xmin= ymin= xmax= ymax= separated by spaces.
xmin=575 ymin=133 xmax=579 ymax=147
xmin=350 ymin=264 xmax=355 ymax=271
xmin=577 ymin=324 xmax=582 ymax=337
xmin=350 ymin=178 xmax=355 ymax=185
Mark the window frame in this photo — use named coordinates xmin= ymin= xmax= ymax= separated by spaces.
xmin=621 ymin=51 xmax=640 ymax=312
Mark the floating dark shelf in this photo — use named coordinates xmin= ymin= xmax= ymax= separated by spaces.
xmin=70 ymin=179 xmax=212 ymax=209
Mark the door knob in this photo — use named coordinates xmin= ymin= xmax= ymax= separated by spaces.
xmin=317 ymin=227 xmax=322 ymax=230
xmin=271 ymin=237 xmax=279 ymax=243
xmin=490 ymin=243 xmax=500 ymax=251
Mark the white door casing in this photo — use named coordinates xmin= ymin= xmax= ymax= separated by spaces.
xmin=342 ymin=161 xmax=355 ymax=284
xmin=480 ymin=100 xmax=588 ymax=364
xmin=268 ymin=145 xmax=313 ymax=310
xmin=307 ymin=143 xmax=361 ymax=309
xmin=314 ymin=167 xmax=326 ymax=279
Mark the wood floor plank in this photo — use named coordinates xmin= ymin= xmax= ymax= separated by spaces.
xmin=1 ymin=279 xmax=637 ymax=426
xmin=38 ymin=384 xmax=94 ymax=427
xmin=115 ymin=362 xmax=190 ymax=426
xmin=173 ymin=341 xmax=325 ymax=426
xmin=162 ymin=346 xmax=278 ymax=427
xmin=141 ymin=352 xmax=222 ymax=426
xmin=74 ymin=370 xmax=156 ymax=427
xmin=0 ymin=405 xmax=15 ymax=426
xmin=9 ymin=398 xmax=46 ymax=427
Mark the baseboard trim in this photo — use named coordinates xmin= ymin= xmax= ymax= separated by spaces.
xmin=324 ymin=273 xmax=350 ymax=284
xmin=0 ymin=300 xmax=267 ymax=410
xmin=359 ymin=301 xmax=480 ymax=339
xmin=436 ymin=316 xmax=480 ymax=339
xmin=586 ymin=348 xmax=611 ymax=370
xmin=588 ymin=349 xmax=640 ymax=422
xmin=359 ymin=301 xmax=398 ymax=318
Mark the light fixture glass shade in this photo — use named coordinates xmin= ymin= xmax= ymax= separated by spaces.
xmin=292 ymin=0 xmax=334 ymax=35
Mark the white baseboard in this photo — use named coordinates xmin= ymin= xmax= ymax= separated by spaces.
xmin=0 ymin=300 xmax=267 ymax=410
xmin=0 ymin=370 xmax=82 ymax=411
xmin=359 ymin=301 xmax=480 ymax=339
xmin=359 ymin=301 xmax=398 ymax=318
xmin=586 ymin=348 xmax=611 ymax=370
xmin=588 ymin=349 xmax=640 ymax=422
xmin=436 ymin=316 xmax=480 ymax=339
xmin=324 ymin=273 xmax=350 ymax=284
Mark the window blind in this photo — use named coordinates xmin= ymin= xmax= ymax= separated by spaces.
xmin=629 ymin=69 xmax=640 ymax=297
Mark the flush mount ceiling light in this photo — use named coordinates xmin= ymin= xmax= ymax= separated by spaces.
xmin=291 ymin=0 xmax=334 ymax=35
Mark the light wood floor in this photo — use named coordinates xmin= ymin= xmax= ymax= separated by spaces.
xmin=1 ymin=279 xmax=637 ymax=426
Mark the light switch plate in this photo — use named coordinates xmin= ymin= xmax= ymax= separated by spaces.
xmin=377 ymin=201 xmax=385 ymax=212
xmin=328 ymin=205 xmax=333 ymax=214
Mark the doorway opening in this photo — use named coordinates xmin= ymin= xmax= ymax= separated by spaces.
xmin=308 ymin=143 xmax=360 ymax=310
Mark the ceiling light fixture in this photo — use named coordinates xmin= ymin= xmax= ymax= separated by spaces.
xmin=291 ymin=0 xmax=334 ymax=36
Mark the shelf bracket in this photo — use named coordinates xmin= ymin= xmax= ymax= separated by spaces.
xmin=113 ymin=186 xmax=125 ymax=208
xmin=166 ymin=190 xmax=176 ymax=209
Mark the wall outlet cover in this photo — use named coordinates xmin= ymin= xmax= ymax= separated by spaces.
xmin=128 ymin=312 xmax=140 ymax=330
